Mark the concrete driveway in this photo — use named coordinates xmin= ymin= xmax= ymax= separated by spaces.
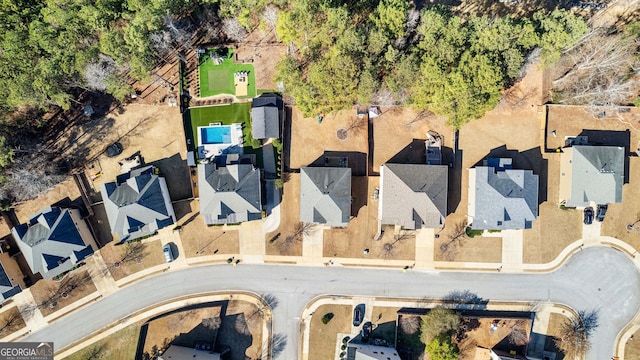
xmin=25 ymin=247 xmax=640 ymax=360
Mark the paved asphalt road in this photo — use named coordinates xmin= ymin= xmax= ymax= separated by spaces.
xmin=26 ymin=247 xmax=640 ymax=360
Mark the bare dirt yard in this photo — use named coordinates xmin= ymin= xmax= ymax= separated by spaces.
xmin=142 ymin=305 xmax=223 ymax=359
xmin=369 ymin=306 xmax=401 ymax=345
xmin=217 ymin=299 xmax=265 ymax=360
xmin=602 ymin=156 xmax=640 ymax=247
xmin=457 ymin=317 xmax=532 ymax=360
xmin=434 ymin=213 xmax=502 ymax=263
xmin=372 ymin=108 xmax=451 ymax=174
xmin=308 ymin=304 xmax=352 ymax=360
xmin=624 ymin=327 xmax=640 ymax=359
xmin=266 ymin=173 xmax=302 ymax=256
xmin=289 ymin=107 xmax=369 ymax=170
xmin=80 ymin=105 xmax=190 ymax=201
xmin=522 ymin=154 xmax=582 ymax=264
xmin=323 ymin=177 xmax=416 ymax=261
xmin=235 ymin=30 xmax=288 ymax=91
xmin=99 ymin=239 xmax=166 ymax=281
xmin=177 ymin=200 xmax=241 ymax=257
xmin=29 ymin=270 xmax=97 ymax=317
xmin=0 ymin=306 xmax=26 ymax=338
xmin=13 ymin=178 xmax=81 ymax=223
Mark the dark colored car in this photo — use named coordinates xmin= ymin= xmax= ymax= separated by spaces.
xmin=361 ymin=322 xmax=372 ymax=343
xmin=597 ymin=204 xmax=608 ymax=222
xmin=584 ymin=207 xmax=594 ymax=225
xmin=353 ymin=304 xmax=365 ymax=327
xmin=106 ymin=141 xmax=123 ymax=157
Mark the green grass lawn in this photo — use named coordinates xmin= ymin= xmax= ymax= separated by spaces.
xmin=187 ymin=103 xmax=263 ymax=167
xmin=62 ymin=322 xmax=141 ymax=360
xmin=199 ymin=48 xmax=256 ymax=98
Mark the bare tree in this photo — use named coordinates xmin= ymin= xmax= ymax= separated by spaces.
xmin=555 ymin=310 xmax=599 ymax=359
xmin=117 ymin=241 xmax=147 ymax=265
xmin=202 ymin=316 xmax=221 ymax=330
xmin=223 ymin=18 xmax=247 ymax=42
xmin=263 ymin=5 xmax=279 ymax=39
xmin=0 ymin=156 xmax=67 ymax=202
xmin=439 ymin=220 xmax=468 ymax=261
xmin=508 ymin=319 xmax=530 ymax=346
xmin=234 ymin=314 xmax=251 ymax=336
xmin=278 ymin=222 xmax=314 ymax=252
xmin=85 ymin=54 xmax=116 ymax=91
xmin=0 ymin=308 xmax=24 ymax=335
xmin=381 ymin=230 xmax=412 ymax=259
xmin=371 ymin=88 xmax=399 ymax=106
xmin=400 ymin=315 xmax=421 ymax=335
xmin=553 ymin=29 xmax=639 ymax=107
xmin=40 ymin=271 xmax=94 ymax=310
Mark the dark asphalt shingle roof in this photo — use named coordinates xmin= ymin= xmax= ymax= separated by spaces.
xmin=251 ymin=95 xmax=282 ymax=139
xmin=198 ymin=163 xmax=262 ymax=224
xmin=11 ymin=207 xmax=95 ymax=279
xmin=101 ymin=166 xmax=176 ymax=242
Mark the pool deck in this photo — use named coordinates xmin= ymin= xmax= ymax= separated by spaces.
xmin=197 ymin=123 xmax=244 ymax=159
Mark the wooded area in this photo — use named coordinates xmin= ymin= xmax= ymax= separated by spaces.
xmin=0 ymin=0 xmax=636 ymax=206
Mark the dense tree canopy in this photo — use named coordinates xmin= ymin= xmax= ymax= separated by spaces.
xmin=275 ymin=4 xmax=588 ymax=128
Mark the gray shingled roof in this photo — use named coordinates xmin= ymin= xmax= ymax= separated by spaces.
xmin=470 ymin=161 xmax=538 ymax=230
xmin=251 ymin=95 xmax=281 ymax=139
xmin=380 ymin=164 xmax=448 ymax=229
xmin=300 ymin=167 xmax=351 ymax=227
xmin=198 ymin=163 xmax=262 ymax=225
xmin=101 ymin=166 xmax=176 ymax=242
xmin=564 ymin=145 xmax=624 ymax=207
xmin=11 ymin=207 xmax=94 ymax=279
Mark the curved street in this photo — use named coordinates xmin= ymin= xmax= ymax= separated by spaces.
xmin=24 ymin=247 xmax=640 ymax=360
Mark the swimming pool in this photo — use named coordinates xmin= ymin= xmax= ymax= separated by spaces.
xmin=200 ymin=125 xmax=232 ymax=144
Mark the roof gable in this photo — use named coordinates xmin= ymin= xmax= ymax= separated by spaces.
xmin=564 ymin=145 xmax=624 ymax=207
xmin=380 ymin=164 xmax=448 ymax=229
xmin=470 ymin=161 xmax=538 ymax=230
xmin=300 ymin=167 xmax=351 ymax=227
xmin=198 ymin=163 xmax=262 ymax=225
xmin=101 ymin=167 xmax=175 ymax=242
xmin=12 ymin=208 xmax=94 ymax=278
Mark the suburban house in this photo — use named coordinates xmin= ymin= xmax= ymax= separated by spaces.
xmin=0 ymin=253 xmax=24 ymax=301
xmin=559 ymin=145 xmax=624 ymax=207
xmin=468 ymin=158 xmax=538 ymax=230
xmin=101 ymin=166 xmax=176 ymax=242
xmin=300 ymin=167 xmax=351 ymax=227
xmin=251 ymin=94 xmax=283 ymax=140
xmin=378 ymin=163 xmax=448 ymax=229
xmin=346 ymin=343 xmax=401 ymax=360
xmin=11 ymin=207 xmax=97 ymax=280
xmin=198 ymin=158 xmax=262 ymax=225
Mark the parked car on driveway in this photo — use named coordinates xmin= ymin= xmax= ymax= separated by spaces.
xmin=584 ymin=207 xmax=594 ymax=225
xmin=597 ymin=204 xmax=608 ymax=222
xmin=163 ymin=243 xmax=174 ymax=263
xmin=106 ymin=141 xmax=123 ymax=157
xmin=353 ymin=304 xmax=365 ymax=327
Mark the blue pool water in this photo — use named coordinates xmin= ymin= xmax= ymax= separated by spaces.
xmin=201 ymin=126 xmax=232 ymax=144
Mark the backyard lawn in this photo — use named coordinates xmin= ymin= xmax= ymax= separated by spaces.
xmin=199 ymin=48 xmax=256 ymax=98
xmin=187 ymin=103 xmax=263 ymax=166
